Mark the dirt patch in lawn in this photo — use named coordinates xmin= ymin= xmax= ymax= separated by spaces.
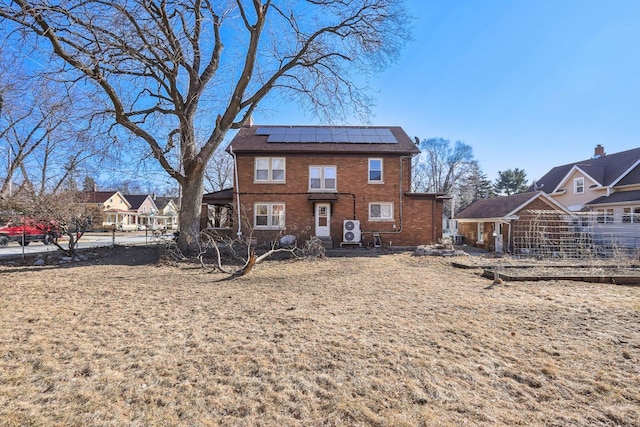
xmin=1 ymin=249 xmax=639 ymax=426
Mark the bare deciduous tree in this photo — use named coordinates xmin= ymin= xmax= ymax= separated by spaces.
xmin=0 ymin=0 xmax=410 ymax=254
xmin=204 ymin=146 xmax=233 ymax=193
xmin=0 ymin=61 xmax=107 ymax=202
xmin=195 ymin=214 xmax=324 ymax=280
xmin=10 ymin=190 xmax=92 ymax=256
xmin=412 ymin=137 xmax=475 ymax=194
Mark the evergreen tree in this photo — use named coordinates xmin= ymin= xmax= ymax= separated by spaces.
xmin=82 ymin=175 xmax=97 ymax=192
xmin=453 ymin=162 xmax=494 ymax=215
xmin=494 ymin=168 xmax=529 ymax=196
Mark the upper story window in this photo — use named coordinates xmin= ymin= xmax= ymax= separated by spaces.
xmin=574 ymin=177 xmax=584 ymax=194
xmin=254 ymin=203 xmax=285 ymax=229
xmin=368 ymin=158 xmax=383 ymax=183
xmin=255 ymin=157 xmax=285 ymax=183
xmin=309 ymin=166 xmax=337 ymax=191
xmin=369 ymin=202 xmax=393 ymax=221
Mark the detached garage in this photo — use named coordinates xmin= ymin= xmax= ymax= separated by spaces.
xmin=454 ymin=191 xmax=574 ymax=253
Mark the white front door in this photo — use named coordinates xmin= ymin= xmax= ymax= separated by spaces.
xmin=315 ymin=203 xmax=331 ymax=237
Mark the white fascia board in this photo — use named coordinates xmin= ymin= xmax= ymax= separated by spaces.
xmin=587 ymin=200 xmax=640 ymax=208
xmin=538 ymin=192 xmax=577 ymax=215
xmin=455 ymin=216 xmax=518 ymax=223
xmin=505 ymin=192 xmax=576 ymax=217
xmin=114 ymin=191 xmax=132 ymax=209
xmin=504 ymin=192 xmax=543 ymax=217
xmin=552 ymin=165 xmax=602 ymax=193
xmin=610 ymin=158 xmax=640 ymax=188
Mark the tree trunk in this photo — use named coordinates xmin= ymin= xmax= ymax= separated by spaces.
xmin=177 ymin=171 xmax=205 ymax=255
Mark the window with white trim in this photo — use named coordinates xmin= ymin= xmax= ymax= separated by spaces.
xmin=255 ymin=157 xmax=285 ymax=182
xmin=596 ymin=208 xmax=614 ymax=224
xmin=477 ymin=222 xmax=485 ymax=243
xmin=254 ymin=203 xmax=285 ymax=229
xmin=574 ymin=177 xmax=584 ymax=194
xmin=369 ymin=202 xmax=393 ymax=221
xmin=309 ymin=166 xmax=337 ymax=191
xmin=622 ymin=207 xmax=640 ymax=223
xmin=368 ymin=158 xmax=383 ymax=183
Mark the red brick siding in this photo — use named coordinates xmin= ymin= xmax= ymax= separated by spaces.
xmin=232 ymin=154 xmax=441 ymax=247
xmin=458 ymin=221 xmax=494 ymax=250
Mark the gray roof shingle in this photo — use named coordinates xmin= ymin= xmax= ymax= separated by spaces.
xmin=532 ymin=147 xmax=640 ymax=192
xmin=455 ymin=192 xmax=543 ymax=219
xmin=586 ymin=189 xmax=640 ymax=206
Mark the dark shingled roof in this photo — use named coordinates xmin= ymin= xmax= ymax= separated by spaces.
xmin=124 ymin=194 xmax=151 ymax=210
xmin=82 ymin=191 xmax=118 ymax=204
xmin=586 ymin=189 xmax=640 ymax=206
xmin=203 ymin=188 xmax=233 ymax=205
xmin=455 ymin=192 xmax=546 ymax=219
xmin=154 ymin=197 xmax=179 ymax=210
xmin=532 ymin=146 xmax=640 ymax=192
xmin=229 ymin=125 xmax=420 ymax=155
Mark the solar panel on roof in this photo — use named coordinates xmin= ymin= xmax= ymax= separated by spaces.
xmin=300 ymin=132 xmax=316 ymax=142
xmin=259 ymin=127 xmax=397 ymax=143
xmin=348 ymin=134 xmax=366 ymax=143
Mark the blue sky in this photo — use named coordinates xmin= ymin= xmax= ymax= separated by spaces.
xmin=250 ymin=0 xmax=640 ymax=183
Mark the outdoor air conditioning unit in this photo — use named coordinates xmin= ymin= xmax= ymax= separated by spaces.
xmin=343 ymin=219 xmax=361 ymax=243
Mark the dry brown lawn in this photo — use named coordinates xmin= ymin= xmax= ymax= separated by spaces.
xmin=1 ymin=247 xmax=639 ymax=426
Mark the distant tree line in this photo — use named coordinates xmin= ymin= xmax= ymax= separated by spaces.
xmin=412 ymin=138 xmax=530 ymax=215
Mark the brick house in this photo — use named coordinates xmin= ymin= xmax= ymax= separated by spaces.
xmin=225 ymin=125 xmax=447 ymax=248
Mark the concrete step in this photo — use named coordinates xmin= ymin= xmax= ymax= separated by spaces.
xmin=315 ymin=236 xmax=334 ymax=249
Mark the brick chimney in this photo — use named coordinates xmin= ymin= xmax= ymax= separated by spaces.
xmin=242 ymin=115 xmax=254 ymax=128
xmin=594 ymin=144 xmax=605 ymax=158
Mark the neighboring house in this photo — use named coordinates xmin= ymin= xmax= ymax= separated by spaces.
xmin=533 ymin=144 xmax=640 ymax=212
xmin=153 ymin=196 xmax=180 ymax=230
xmin=81 ymin=191 xmax=131 ymax=230
xmin=224 ymin=125 xmax=447 ymax=248
xmin=533 ymin=144 xmax=640 ymax=247
xmin=82 ymin=191 xmax=167 ymax=230
xmin=123 ymin=194 xmax=160 ymax=230
xmin=454 ymin=191 xmax=573 ymax=252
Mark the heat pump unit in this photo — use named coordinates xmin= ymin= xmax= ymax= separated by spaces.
xmin=343 ymin=219 xmax=361 ymax=243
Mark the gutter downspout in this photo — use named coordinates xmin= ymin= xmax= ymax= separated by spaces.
xmin=361 ymin=155 xmax=414 ymax=242
xmin=229 ymin=145 xmax=242 ymax=238
xmin=397 ymin=155 xmax=413 ymax=234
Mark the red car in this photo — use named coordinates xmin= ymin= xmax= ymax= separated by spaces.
xmin=0 ymin=218 xmax=59 ymax=248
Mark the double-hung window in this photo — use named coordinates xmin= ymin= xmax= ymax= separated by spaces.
xmin=309 ymin=166 xmax=337 ymax=191
xmin=368 ymin=158 xmax=383 ymax=183
xmin=255 ymin=158 xmax=285 ymax=183
xmin=574 ymin=177 xmax=584 ymax=194
xmin=369 ymin=202 xmax=393 ymax=221
xmin=596 ymin=208 xmax=614 ymax=224
xmin=254 ymin=203 xmax=285 ymax=229
xmin=622 ymin=207 xmax=640 ymax=223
